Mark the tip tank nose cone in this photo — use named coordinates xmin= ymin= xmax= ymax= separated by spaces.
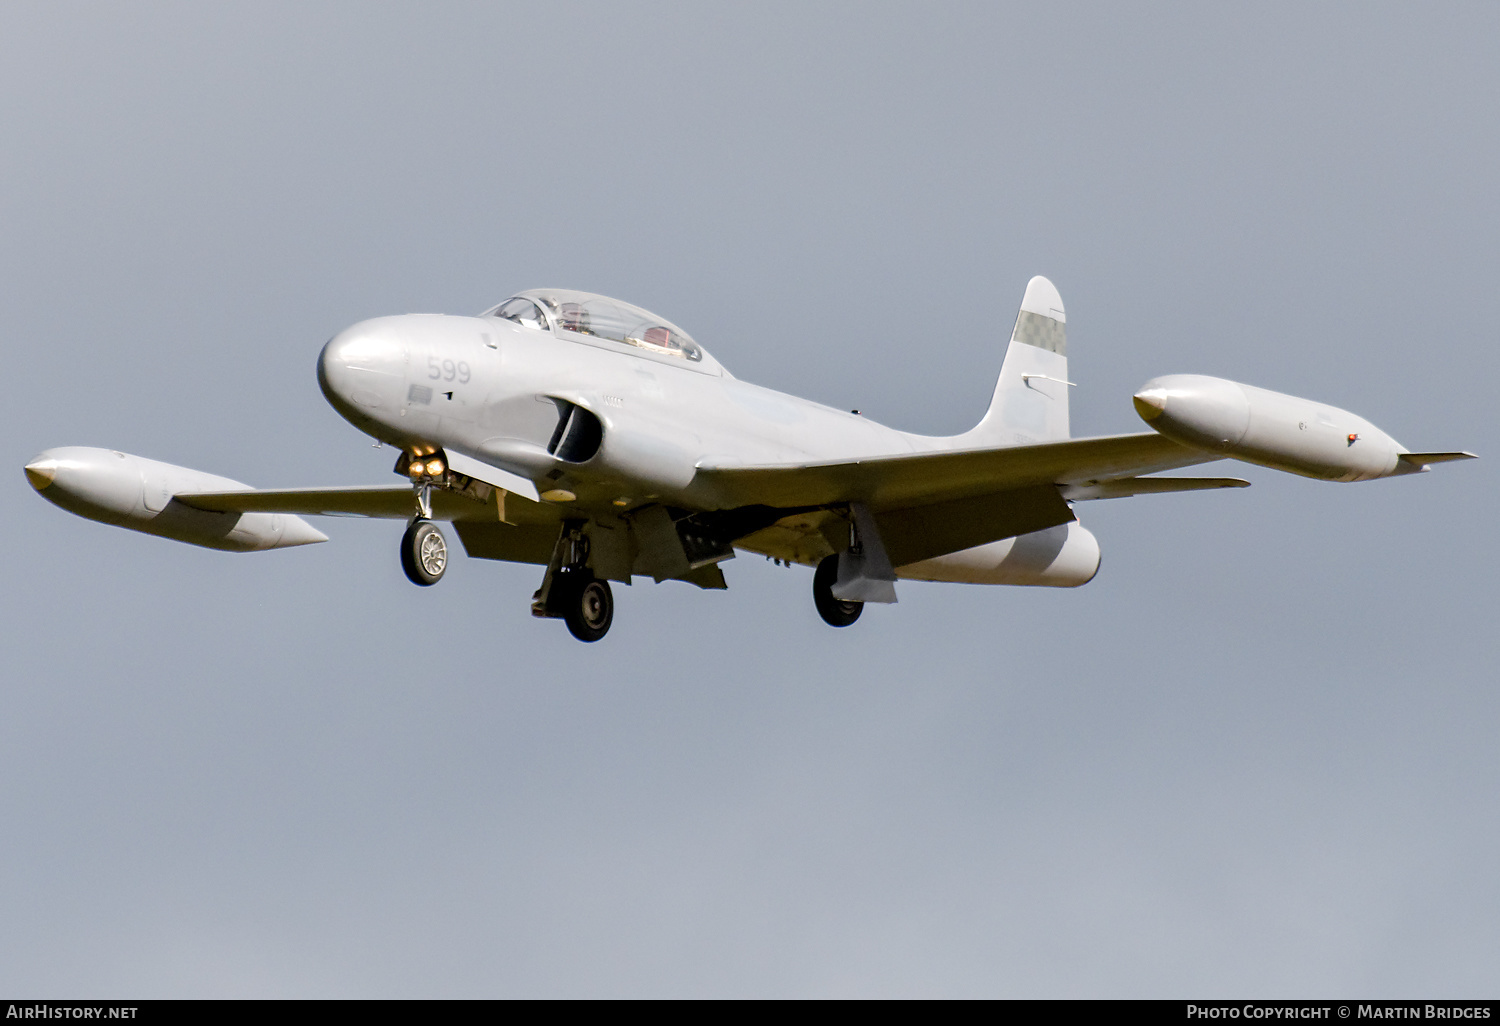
xmin=24 ymin=458 xmax=57 ymax=491
xmin=1133 ymin=389 xmax=1168 ymax=421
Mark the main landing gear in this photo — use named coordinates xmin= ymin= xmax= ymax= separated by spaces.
xmin=550 ymin=568 xmax=614 ymax=643
xmin=813 ymin=553 xmax=862 ymax=627
xmin=533 ymin=522 xmax=614 ymax=642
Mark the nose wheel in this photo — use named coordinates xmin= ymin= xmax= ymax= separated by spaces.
xmin=401 ymin=519 xmax=448 ymax=586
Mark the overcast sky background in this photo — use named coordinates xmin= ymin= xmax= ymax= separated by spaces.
xmin=2 ymin=2 xmax=1496 ymax=998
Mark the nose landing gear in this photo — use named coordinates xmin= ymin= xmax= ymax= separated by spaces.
xmin=399 ymin=462 xmax=448 ymax=586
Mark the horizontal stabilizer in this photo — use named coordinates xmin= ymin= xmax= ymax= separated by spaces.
xmin=1061 ymin=476 xmax=1250 ymax=501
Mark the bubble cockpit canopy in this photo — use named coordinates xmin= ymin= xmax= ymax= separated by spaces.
xmin=484 ymin=289 xmax=722 ymax=374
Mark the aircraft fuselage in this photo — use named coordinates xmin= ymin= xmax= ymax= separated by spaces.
xmin=318 ymin=313 xmax=926 ymax=513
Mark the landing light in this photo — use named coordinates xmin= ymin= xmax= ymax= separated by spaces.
xmin=424 ymin=458 xmax=445 ymax=476
xmin=406 ymin=462 xmax=424 ymax=480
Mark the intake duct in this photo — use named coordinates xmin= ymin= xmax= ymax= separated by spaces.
xmin=547 ymin=399 xmax=603 ymax=463
xmin=547 ymin=396 xmax=700 ymax=495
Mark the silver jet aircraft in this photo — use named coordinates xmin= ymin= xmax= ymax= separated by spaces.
xmin=25 ymin=277 xmax=1473 ymax=642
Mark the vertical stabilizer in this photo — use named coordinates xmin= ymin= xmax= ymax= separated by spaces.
xmin=960 ymin=276 xmax=1071 ymax=446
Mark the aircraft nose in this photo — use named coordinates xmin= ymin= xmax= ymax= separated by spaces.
xmin=317 ymin=325 xmax=406 ymax=414
xmin=319 ymin=328 xmax=403 ymax=378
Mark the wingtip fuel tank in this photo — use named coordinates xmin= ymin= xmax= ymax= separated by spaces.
xmin=1133 ymin=374 xmax=1410 ymax=482
xmin=24 ymin=447 xmax=327 ymax=551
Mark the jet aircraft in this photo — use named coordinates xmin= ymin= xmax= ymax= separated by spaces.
xmin=24 ymin=277 xmax=1474 ymax=642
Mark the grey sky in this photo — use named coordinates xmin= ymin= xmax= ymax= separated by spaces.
xmin=2 ymin=1 xmax=1496 ymax=997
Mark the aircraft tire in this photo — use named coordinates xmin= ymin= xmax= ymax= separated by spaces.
xmin=401 ymin=519 xmax=448 ymax=586
xmin=813 ymin=554 xmax=862 ymax=627
xmin=564 ymin=577 xmax=613 ymax=642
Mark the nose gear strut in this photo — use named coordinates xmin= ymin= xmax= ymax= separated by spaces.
xmin=398 ymin=452 xmax=446 ymax=586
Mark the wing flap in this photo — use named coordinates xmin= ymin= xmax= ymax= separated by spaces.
xmin=452 ymin=521 xmax=559 ymax=565
xmin=692 ymin=431 xmax=1214 ymax=511
xmin=876 ymin=484 xmax=1076 ymax=567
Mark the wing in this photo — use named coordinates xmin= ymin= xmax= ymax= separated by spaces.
xmin=693 ymin=431 xmax=1219 ymax=510
xmin=701 ymin=432 xmax=1237 ymax=569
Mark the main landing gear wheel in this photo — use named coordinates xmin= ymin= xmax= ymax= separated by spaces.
xmin=813 ymin=554 xmax=862 ymax=627
xmin=401 ymin=519 xmax=448 ymax=586
xmin=563 ymin=576 xmax=613 ymax=643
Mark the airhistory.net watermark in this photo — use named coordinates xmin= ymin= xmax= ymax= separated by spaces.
xmin=5 ymin=1007 xmax=137 ymax=1019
